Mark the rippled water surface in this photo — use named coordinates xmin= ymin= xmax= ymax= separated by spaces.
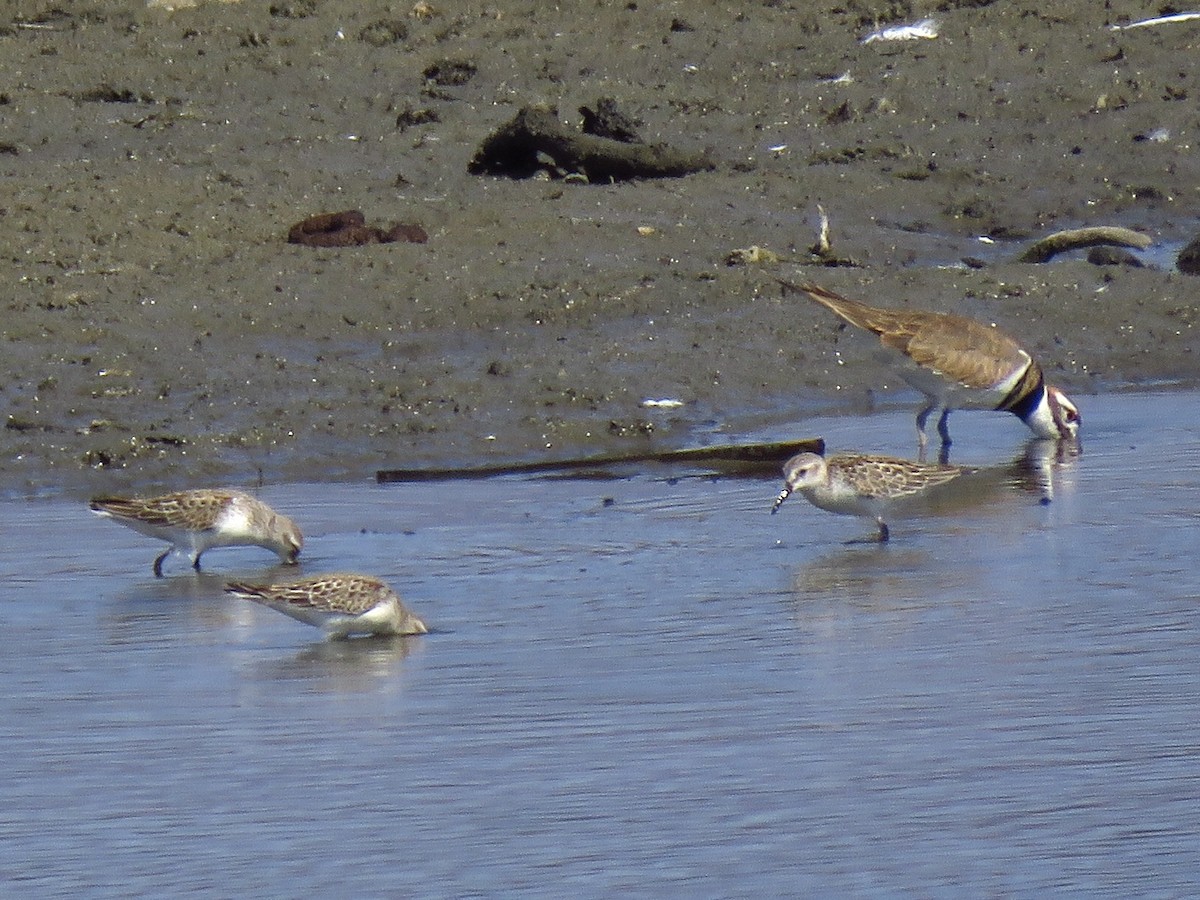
xmin=2 ymin=392 xmax=1199 ymax=895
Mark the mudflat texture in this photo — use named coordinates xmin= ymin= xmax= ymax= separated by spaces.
xmin=2 ymin=0 xmax=1197 ymax=495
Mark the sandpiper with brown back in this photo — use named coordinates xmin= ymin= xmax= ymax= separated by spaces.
xmin=226 ymin=573 xmax=428 ymax=639
xmin=772 ymin=451 xmax=966 ymax=542
xmin=90 ymin=489 xmax=303 ymax=577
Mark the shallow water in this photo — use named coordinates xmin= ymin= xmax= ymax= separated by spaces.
xmin=2 ymin=391 xmax=1199 ymax=896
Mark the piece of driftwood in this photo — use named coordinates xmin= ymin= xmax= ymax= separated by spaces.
xmin=467 ymin=104 xmax=714 ymax=182
xmin=376 ymin=437 xmax=825 ymax=483
xmin=1109 ymin=12 xmax=1200 ymax=30
xmin=1017 ymin=226 xmax=1151 ymax=263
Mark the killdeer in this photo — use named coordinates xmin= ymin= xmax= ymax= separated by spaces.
xmin=780 ymin=280 xmax=1081 ymax=452
xmin=772 ymin=451 xmax=966 ymax=542
xmin=226 ymin=573 xmax=428 ymax=639
xmin=90 ymin=489 xmax=303 ymax=577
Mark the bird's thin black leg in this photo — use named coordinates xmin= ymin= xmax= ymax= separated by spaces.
xmin=936 ymin=408 xmax=953 ymax=447
xmin=915 ymin=403 xmax=935 ymax=452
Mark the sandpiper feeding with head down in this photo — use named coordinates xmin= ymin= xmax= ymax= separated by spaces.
xmin=226 ymin=573 xmax=428 ymax=639
xmin=90 ymin=489 xmax=303 ymax=577
xmin=772 ymin=451 xmax=966 ymax=542
xmin=780 ymin=280 xmax=1080 ymax=453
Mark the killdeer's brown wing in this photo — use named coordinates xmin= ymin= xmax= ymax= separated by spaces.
xmin=787 ymin=281 xmax=1033 ymax=392
xmin=896 ymin=311 xmax=1037 ymax=392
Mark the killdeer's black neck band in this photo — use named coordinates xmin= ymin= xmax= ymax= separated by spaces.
xmin=998 ymin=369 xmax=1045 ymax=421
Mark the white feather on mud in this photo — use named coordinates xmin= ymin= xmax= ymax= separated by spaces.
xmin=862 ymin=18 xmax=939 ymax=44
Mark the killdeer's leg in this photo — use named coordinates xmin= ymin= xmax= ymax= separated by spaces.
xmin=153 ymin=549 xmax=170 ymax=578
xmin=915 ymin=402 xmax=935 ymax=452
xmin=936 ymin=408 xmax=954 ymax=448
xmin=877 ymin=519 xmax=890 ymax=542
xmin=192 ymin=551 xmax=204 ymax=572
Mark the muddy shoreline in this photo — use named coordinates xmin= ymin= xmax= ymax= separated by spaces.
xmin=2 ymin=0 xmax=1197 ymax=498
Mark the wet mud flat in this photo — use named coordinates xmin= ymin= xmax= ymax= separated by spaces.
xmin=1 ymin=0 xmax=1198 ymax=497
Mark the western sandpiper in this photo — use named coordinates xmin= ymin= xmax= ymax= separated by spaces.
xmin=226 ymin=573 xmax=428 ymax=639
xmin=90 ymin=489 xmax=303 ymax=577
xmin=780 ymin=280 xmax=1080 ymax=453
xmin=772 ymin=451 xmax=966 ymax=542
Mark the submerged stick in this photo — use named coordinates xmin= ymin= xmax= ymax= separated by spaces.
xmin=376 ymin=437 xmax=825 ymax=482
xmin=1109 ymin=12 xmax=1200 ymax=30
xmin=1017 ymin=226 xmax=1151 ymax=263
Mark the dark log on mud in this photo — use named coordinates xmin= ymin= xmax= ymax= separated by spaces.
xmin=376 ymin=437 xmax=825 ymax=482
xmin=1017 ymin=226 xmax=1151 ymax=263
xmin=467 ymin=104 xmax=714 ymax=182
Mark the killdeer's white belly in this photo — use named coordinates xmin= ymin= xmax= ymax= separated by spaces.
xmin=892 ymin=352 xmax=1027 ymax=412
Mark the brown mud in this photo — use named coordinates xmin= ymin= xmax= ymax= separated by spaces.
xmin=1 ymin=0 xmax=1197 ymax=497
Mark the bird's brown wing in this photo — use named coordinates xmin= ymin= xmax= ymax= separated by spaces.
xmin=276 ymin=575 xmax=387 ymax=614
xmin=786 ymin=281 xmax=1032 ymax=390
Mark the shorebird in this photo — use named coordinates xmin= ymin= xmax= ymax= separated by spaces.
xmin=226 ymin=573 xmax=428 ymax=639
xmin=771 ymin=451 xmax=966 ymax=542
xmin=780 ymin=280 xmax=1080 ymax=452
xmin=90 ymin=489 xmax=303 ymax=577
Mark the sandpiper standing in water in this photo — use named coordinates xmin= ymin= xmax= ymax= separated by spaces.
xmin=90 ymin=489 xmax=303 ymax=576
xmin=226 ymin=573 xmax=428 ymax=639
xmin=780 ymin=280 xmax=1080 ymax=456
xmin=772 ymin=451 xmax=966 ymax=542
